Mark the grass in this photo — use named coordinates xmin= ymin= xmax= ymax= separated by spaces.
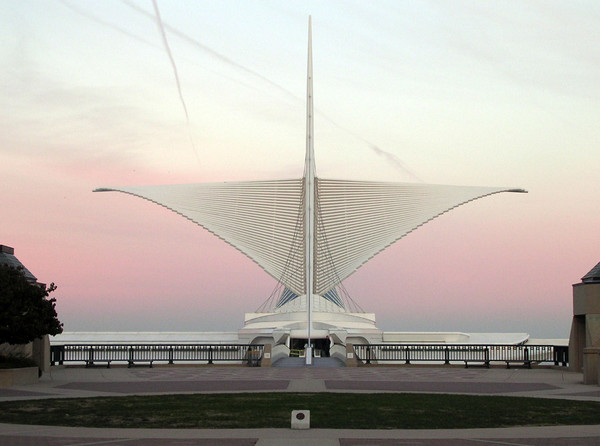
xmin=1 ymin=393 xmax=600 ymax=429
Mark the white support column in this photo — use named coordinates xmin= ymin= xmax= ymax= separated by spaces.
xmin=304 ymin=16 xmax=315 ymax=365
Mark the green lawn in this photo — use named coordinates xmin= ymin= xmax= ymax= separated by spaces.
xmin=1 ymin=393 xmax=599 ymax=429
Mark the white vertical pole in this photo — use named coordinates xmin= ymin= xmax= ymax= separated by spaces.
xmin=304 ymin=16 xmax=315 ymax=366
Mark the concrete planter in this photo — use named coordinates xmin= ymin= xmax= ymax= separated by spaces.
xmin=0 ymin=367 xmax=39 ymax=387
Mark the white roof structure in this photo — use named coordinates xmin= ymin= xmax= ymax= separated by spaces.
xmin=96 ymin=180 xmax=523 ymax=298
xmin=95 ymin=18 xmax=525 ymax=349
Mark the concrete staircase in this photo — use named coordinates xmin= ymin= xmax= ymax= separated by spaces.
xmin=272 ymin=357 xmax=345 ymax=368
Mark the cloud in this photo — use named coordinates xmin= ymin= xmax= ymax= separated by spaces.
xmin=428 ymin=1 xmax=600 ymax=102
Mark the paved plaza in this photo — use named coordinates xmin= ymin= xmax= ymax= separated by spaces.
xmin=1 ymin=364 xmax=600 ymax=445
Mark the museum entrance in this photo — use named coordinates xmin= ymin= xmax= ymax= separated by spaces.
xmin=290 ymin=338 xmax=330 ymax=357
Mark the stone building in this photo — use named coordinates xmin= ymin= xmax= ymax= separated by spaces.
xmin=569 ymin=261 xmax=600 ymax=383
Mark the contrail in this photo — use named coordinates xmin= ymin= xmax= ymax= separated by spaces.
xmin=121 ymin=0 xmax=298 ymax=103
xmin=59 ymin=0 xmax=259 ymax=95
xmin=151 ymin=0 xmax=198 ymax=161
xmin=59 ymin=0 xmax=198 ymax=161
xmin=123 ymin=0 xmax=420 ymax=179
xmin=367 ymin=143 xmax=422 ymax=182
xmin=152 ymin=0 xmax=190 ymax=122
xmin=318 ymin=113 xmax=423 ymax=182
xmin=58 ymin=0 xmax=160 ymax=50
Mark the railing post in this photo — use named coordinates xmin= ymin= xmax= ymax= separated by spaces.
xmin=208 ymin=346 xmax=213 ymax=364
xmin=405 ymin=346 xmax=411 ymax=365
xmin=524 ymin=346 xmax=530 ymax=368
xmin=366 ymin=346 xmax=371 ymax=364
xmin=128 ymin=346 xmax=133 ymax=368
xmin=553 ymin=345 xmax=568 ymax=367
xmin=169 ymin=346 xmax=174 ymax=365
xmin=485 ymin=347 xmax=490 ymax=368
xmin=50 ymin=346 xmax=59 ymax=366
xmin=444 ymin=346 xmax=450 ymax=365
xmin=87 ymin=346 xmax=94 ymax=368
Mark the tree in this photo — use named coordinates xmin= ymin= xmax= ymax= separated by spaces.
xmin=0 ymin=264 xmax=63 ymax=345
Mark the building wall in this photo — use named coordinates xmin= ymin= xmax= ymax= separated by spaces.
xmin=570 ymin=283 xmax=600 ymax=374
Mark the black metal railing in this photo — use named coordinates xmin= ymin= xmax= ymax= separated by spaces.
xmin=50 ymin=344 xmax=264 ymax=367
xmin=353 ymin=344 xmax=568 ymax=368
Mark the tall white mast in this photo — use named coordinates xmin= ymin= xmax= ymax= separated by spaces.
xmin=304 ymin=16 xmax=315 ymax=365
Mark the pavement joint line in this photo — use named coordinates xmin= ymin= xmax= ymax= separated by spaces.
xmin=65 ymin=439 xmax=135 ymax=446
xmin=469 ymin=440 xmax=536 ymax=446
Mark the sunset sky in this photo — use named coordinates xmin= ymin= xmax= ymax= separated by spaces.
xmin=2 ymin=1 xmax=599 ymax=338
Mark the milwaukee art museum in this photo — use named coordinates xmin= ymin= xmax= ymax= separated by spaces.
xmin=95 ymin=18 xmax=526 ymax=364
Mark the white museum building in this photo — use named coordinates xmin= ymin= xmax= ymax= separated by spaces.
xmin=57 ymin=18 xmax=539 ymax=364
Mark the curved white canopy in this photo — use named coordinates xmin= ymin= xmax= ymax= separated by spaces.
xmin=95 ymin=180 xmax=524 ymax=296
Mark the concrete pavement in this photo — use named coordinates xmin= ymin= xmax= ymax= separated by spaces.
xmin=1 ymin=364 xmax=599 ymax=445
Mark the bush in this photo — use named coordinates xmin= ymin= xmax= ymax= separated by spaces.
xmin=0 ymin=354 xmax=38 ymax=369
xmin=0 ymin=264 xmax=63 ymax=345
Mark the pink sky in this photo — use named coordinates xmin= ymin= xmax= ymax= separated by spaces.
xmin=2 ymin=2 xmax=599 ymax=338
